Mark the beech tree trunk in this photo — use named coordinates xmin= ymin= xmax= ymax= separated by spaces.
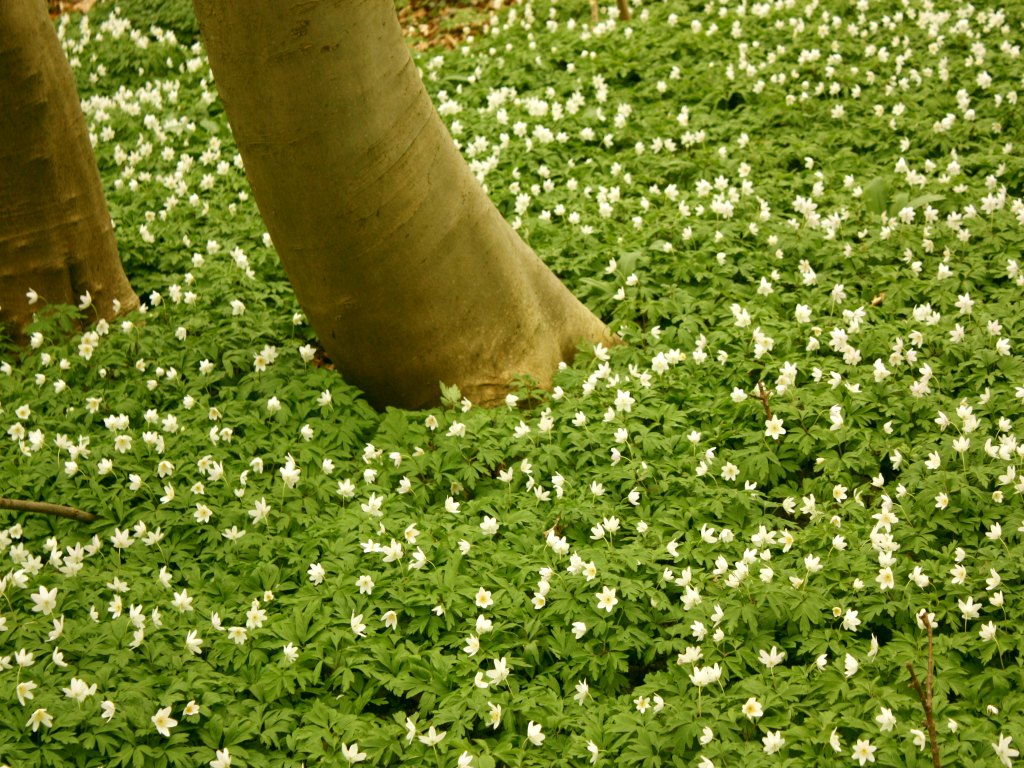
xmin=0 ymin=0 xmax=137 ymax=339
xmin=192 ymin=0 xmax=614 ymax=410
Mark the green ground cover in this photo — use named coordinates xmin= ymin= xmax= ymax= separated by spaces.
xmin=2 ymin=0 xmax=1024 ymax=765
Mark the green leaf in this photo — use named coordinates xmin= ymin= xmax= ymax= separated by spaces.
xmin=863 ymin=176 xmax=889 ymax=216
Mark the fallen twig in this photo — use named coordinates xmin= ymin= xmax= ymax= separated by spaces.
xmin=755 ymin=381 xmax=774 ymax=420
xmin=907 ymin=610 xmax=941 ymax=768
xmin=0 ymin=497 xmax=97 ymax=523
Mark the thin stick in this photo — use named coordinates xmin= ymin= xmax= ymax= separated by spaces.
xmin=755 ymin=381 xmax=774 ymax=420
xmin=0 ymin=497 xmax=97 ymax=523
xmin=925 ymin=611 xmax=934 ymax=725
xmin=907 ymin=610 xmax=941 ymax=768
xmin=590 ymin=0 xmax=631 ymax=22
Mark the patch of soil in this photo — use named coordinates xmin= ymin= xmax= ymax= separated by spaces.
xmin=398 ymin=0 xmax=516 ymax=50
xmin=48 ymin=0 xmax=96 ymax=18
xmin=49 ymin=0 xmax=511 ymax=50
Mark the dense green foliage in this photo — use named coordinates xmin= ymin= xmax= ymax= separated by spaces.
xmin=110 ymin=0 xmax=198 ymax=41
xmin=2 ymin=0 xmax=1024 ymax=766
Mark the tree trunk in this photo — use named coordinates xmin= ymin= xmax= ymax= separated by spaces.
xmin=0 ymin=0 xmax=138 ymax=339
xmin=192 ymin=0 xmax=615 ymax=410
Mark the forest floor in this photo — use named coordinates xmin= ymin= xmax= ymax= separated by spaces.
xmin=4 ymin=1 xmax=1023 ymax=766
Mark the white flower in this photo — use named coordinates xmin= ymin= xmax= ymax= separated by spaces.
xmin=210 ymin=747 xmax=232 ymax=768
xmin=980 ymin=622 xmax=998 ymax=642
xmin=418 ymin=725 xmax=447 ymax=746
xmin=875 ymin=707 xmax=897 ymax=732
xmin=844 ymin=653 xmax=859 ymax=677
xmin=26 ymin=708 xmax=53 ymax=732
xmin=689 ymin=663 xmax=722 ymax=688
xmin=764 ymin=416 xmax=786 ymax=439
xmin=282 ymin=642 xmax=300 ymax=663
xmin=279 ymin=455 xmax=301 ymax=487
xmin=362 ymin=492 xmax=384 ymax=517
xmin=248 ymin=497 xmax=271 ymax=525
xmin=958 ymin=596 xmax=981 ymax=620
xmin=227 ymin=626 xmax=247 ymax=645
xmin=983 ymin=569 xmax=999 ymax=593
xmin=151 ymin=706 xmax=178 ymax=737
xmin=381 ymin=540 xmax=403 ymax=562
xmin=614 ymin=389 xmax=635 ymax=412
xmin=758 ymin=646 xmax=785 ymax=668
xmin=829 ymin=728 xmax=842 ymax=752
xmin=486 ymin=657 xmax=510 ymax=686
xmin=172 ymin=589 xmax=194 ymax=613
xmin=742 ymin=697 xmax=763 ymax=719
xmin=62 ymin=677 xmax=97 ymax=703
xmin=29 ymin=585 xmax=58 ymax=615
xmin=950 ymin=564 xmax=967 ymax=585
xmin=876 ymin=567 xmax=895 ymax=590
xmin=993 ymin=734 xmax=1020 ymax=768
xmin=340 ymin=742 xmax=367 ymax=764
xmin=828 ymin=404 xmax=844 ymax=430
xmin=356 ymin=575 xmax=375 ymax=595
xmin=851 ymin=738 xmax=877 ymax=765
xmin=486 ymin=701 xmax=502 ymax=729
xmin=16 ymin=680 xmax=37 ymax=705
xmin=762 ymin=730 xmax=784 ymax=754
xmin=574 ymin=679 xmax=589 ymax=704
xmin=475 ymin=587 xmax=494 ymax=609
xmin=308 ymin=563 xmax=326 ymax=585
xmin=527 ymin=720 xmax=545 ymax=746
xmin=596 ymin=586 xmax=618 ymax=612
xmin=185 ymin=630 xmax=203 ymax=655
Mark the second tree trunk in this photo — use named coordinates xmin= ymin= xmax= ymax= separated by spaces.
xmin=0 ymin=0 xmax=137 ymax=340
